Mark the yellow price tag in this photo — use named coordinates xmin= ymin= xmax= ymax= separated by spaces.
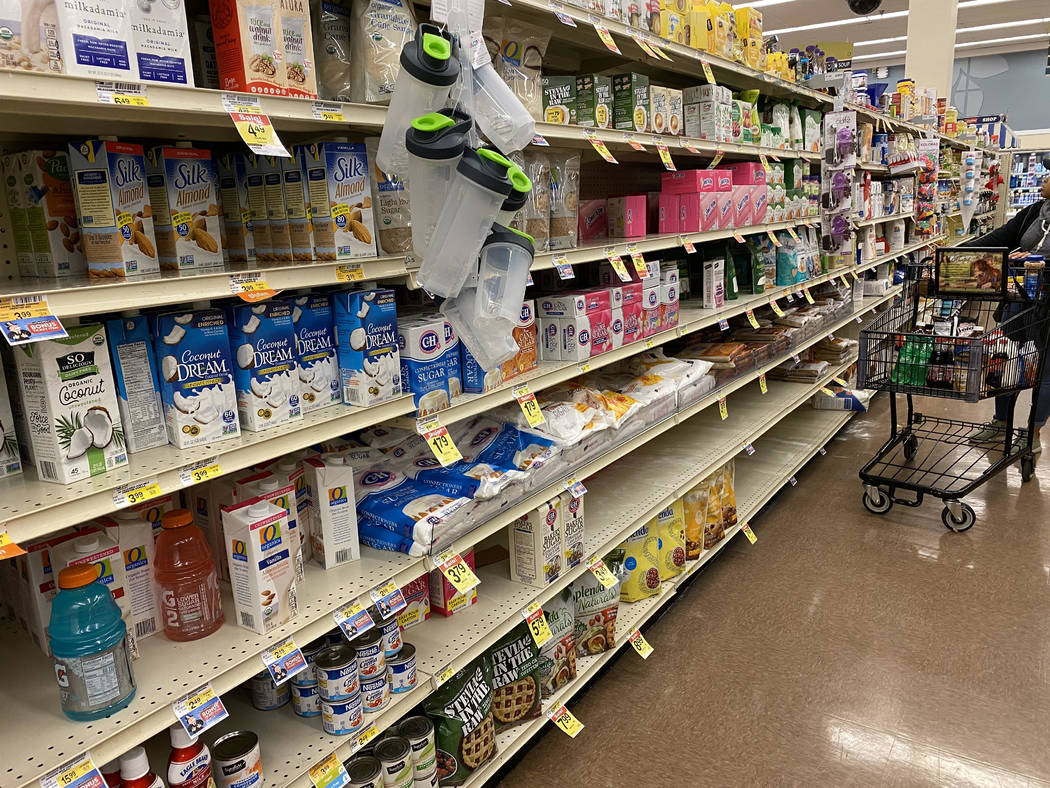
xmin=0 ymin=295 xmax=52 ymax=322
xmin=229 ymin=272 xmax=270 ymax=294
xmin=356 ymin=723 xmax=379 ymax=750
xmin=513 ymin=385 xmax=545 ymax=427
xmin=628 ymin=630 xmax=654 ymax=658
xmin=603 ymin=247 xmax=631 ymax=282
xmin=759 ymin=153 xmax=771 ymax=173
xmin=759 ymin=373 xmax=768 ymax=394
xmin=803 ymin=286 xmax=814 ymax=304
xmin=649 ymin=40 xmax=672 ymax=61
xmin=707 ymin=149 xmax=724 ymax=169
xmin=628 ymin=245 xmax=648 ymax=277
xmin=656 ymin=141 xmax=676 ymax=172
xmin=769 ymin=299 xmax=784 ymax=317
xmin=745 ymin=308 xmax=759 ymax=329
xmin=742 ymin=524 xmax=757 ymax=544
xmin=680 ymin=235 xmax=696 ymax=254
xmin=631 ymin=34 xmax=659 ymax=58
xmin=766 ymin=229 xmax=782 ymax=247
xmin=786 ymin=227 xmax=800 ymax=242
xmin=312 ymin=101 xmax=345 ymax=122
xmin=42 ymin=756 xmax=101 ymax=788
xmin=0 ymin=528 xmax=25 ymax=561
xmin=417 ymin=417 xmax=462 ymax=467
xmin=718 ymin=396 xmax=728 ymax=420
xmin=850 ymin=270 xmax=860 ymax=282
xmin=579 ymin=362 xmax=592 ymax=374
xmin=436 ymin=549 xmax=480 ymax=595
xmin=587 ymin=556 xmax=618 ymax=589
xmin=593 ymin=23 xmax=621 ymax=54
xmin=644 ymin=339 xmax=655 ymax=349
xmin=308 ymin=753 xmax=350 ymax=788
xmin=584 ymin=131 xmax=618 ymax=164
xmin=732 ymin=231 xmax=745 ymax=243
xmin=179 ymin=457 xmax=221 ymax=486
xmin=700 ymin=58 xmax=716 ymax=85
xmin=433 ymin=663 xmax=456 ymax=689
xmin=548 ymin=704 xmax=585 ymax=737
xmin=820 ymin=387 xmax=835 ymax=396
xmin=833 ymin=376 xmax=849 ymax=387
xmin=523 ymin=601 xmax=553 ymax=647
xmin=336 ymin=263 xmax=364 ymax=282
xmin=115 ymin=479 xmax=162 ymax=507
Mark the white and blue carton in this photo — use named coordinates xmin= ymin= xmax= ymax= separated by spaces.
xmin=291 ymin=295 xmax=340 ymax=414
xmin=151 ymin=308 xmax=240 ymax=449
xmin=105 ymin=316 xmax=167 ymax=454
xmin=398 ymin=317 xmax=450 ymax=418
xmin=442 ymin=318 xmax=463 ymax=398
xmin=227 ymin=301 xmax=303 ymax=432
xmin=332 ymin=289 xmax=401 ymax=407
xmin=461 ymin=343 xmax=503 ymax=394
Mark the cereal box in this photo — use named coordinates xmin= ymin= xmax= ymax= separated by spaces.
xmin=67 ymin=140 xmax=159 ymax=278
xmin=332 ymin=288 xmax=401 ymax=406
xmin=227 ymin=300 xmax=303 ymax=432
xmin=146 ymin=146 xmax=224 ymax=271
xmin=210 ymin=0 xmax=284 ymax=95
xmin=216 ymin=152 xmax=257 ymax=263
xmin=18 ymin=150 xmax=85 ymax=278
xmin=500 ymin=300 xmax=537 ymax=383
xmin=298 ymin=141 xmax=376 ymax=261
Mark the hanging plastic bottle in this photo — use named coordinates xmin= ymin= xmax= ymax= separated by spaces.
xmin=120 ymin=747 xmax=165 ymax=788
xmin=154 ymin=509 xmax=224 ymax=642
xmin=49 ymin=565 xmax=136 ymax=721
xmin=167 ymin=723 xmax=217 ymax=788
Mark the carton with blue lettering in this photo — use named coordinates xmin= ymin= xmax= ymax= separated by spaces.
xmin=461 ymin=343 xmax=503 ymax=394
xmin=398 ymin=316 xmax=450 ymax=418
xmin=145 ymin=146 xmax=224 ymax=271
xmin=291 ymin=295 xmax=340 ymax=413
xmin=216 ymin=152 xmax=257 ymax=263
xmin=152 ymin=308 xmax=240 ymax=449
xmin=227 ymin=301 xmax=302 ymax=432
xmin=442 ymin=318 xmax=463 ymax=399
xmin=298 ymin=142 xmax=377 ymax=261
xmin=105 ymin=316 xmax=167 ymax=454
xmin=332 ymin=289 xmax=401 ymax=407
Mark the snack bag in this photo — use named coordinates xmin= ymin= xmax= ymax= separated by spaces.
xmin=488 ymin=623 xmax=542 ymax=731
xmin=654 ymin=499 xmax=686 ymax=580
xmin=617 ymin=525 xmax=660 ymax=602
xmin=425 ymin=655 xmax=497 ymax=785
xmin=704 ymin=467 xmax=726 ymax=549
xmin=683 ymin=480 xmax=710 ymax=560
xmin=539 ymin=587 xmax=576 ymax=698
xmin=722 ymin=459 xmax=738 ymax=528
xmin=572 ymin=561 xmax=620 ymax=656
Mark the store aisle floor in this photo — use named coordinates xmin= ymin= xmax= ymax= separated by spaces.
xmin=497 ymin=395 xmax=1050 ymax=787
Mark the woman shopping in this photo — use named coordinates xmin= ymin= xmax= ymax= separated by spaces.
xmin=966 ymin=174 xmax=1050 ymax=453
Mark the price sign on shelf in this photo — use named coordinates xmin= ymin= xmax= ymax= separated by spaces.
xmin=113 ymin=479 xmax=162 ymax=509
xmin=553 ymin=256 xmax=575 ymax=280
xmin=700 ymin=59 xmax=717 ymax=85
xmin=833 ymin=376 xmax=849 ymax=387
xmin=335 ymin=264 xmax=364 ymax=282
xmin=680 ymin=138 xmax=701 ymax=155
xmin=436 ymin=548 xmax=481 ymax=595
xmin=655 ymin=141 xmax=676 ymax=171
xmin=769 ymin=298 xmax=784 ymax=317
xmin=40 ymin=755 xmax=105 ymax=788
xmin=718 ymin=396 xmax=728 ymax=420
xmin=308 ymin=753 xmax=351 ymax=788
xmin=603 ymin=247 xmax=631 ymax=282
xmin=766 ymin=229 xmax=782 ymax=247
xmin=261 ymin=637 xmax=309 ymax=685
xmin=221 ymin=93 xmax=290 ymax=157
xmin=759 ymin=373 xmax=768 ymax=394
xmin=178 ymin=457 xmax=221 ymax=487
xmin=96 ymin=80 xmax=149 ymax=106
xmin=432 ymin=663 xmax=456 ymax=690
xmin=417 ymin=416 xmax=462 ymax=466
xmin=229 ymin=272 xmax=278 ymax=302
xmin=788 ymin=476 xmax=798 ymax=487
xmin=333 ymin=600 xmax=375 ymax=640
xmin=745 ymin=308 xmax=759 ymax=329
xmin=369 ymin=579 xmax=407 ymax=620
xmin=803 ymin=286 xmax=814 ymax=304
xmin=587 ymin=556 xmax=618 ymax=588
xmin=513 ymin=385 xmax=545 ymax=427
xmin=548 ymin=705 xmax=585 ymax=737
xmin=311 ymin=101 xmax=345 ymax=122
xmin=522 ymin=601 xmax=553 ymax=647
xmin=818 ymin=446 xmax=827 ymax=456
xmin=0 ymin=295 xmax=66 ymax=346
xmin=628 ymin=630 xmax=654 ymax=659
xmin=627 ymin=244 xmax=648 ymax=277
xmin=786 ymin=227 xmax=800 ymax=243
xmin=0 ymin=527 xmax=25 ymax=561
xmin=631 ymin=34 xmax=659 ymax=58
xmin=623 ymin=134 xmax=646 ymax=152
xmin=648 ymin=40 xmax=672 ymax=61
xmin=680 ymin=235 xmax=696 ymax=254
xmin=758 ymin=153 xmax=771 ymax=174
xmin=792 ymin=354 xmax=801 ymax=364
xmin=584 ymin=131 xmax=618 ymax=164
xmin=742 ymin=524 xmax=757 ymax=544
xmin=563 ymin=476 xmax=587 ymax=498
xmin=172 ymin=683 xmax=228 ymax=737
xmin=732 ymin=231 xmax=745 ymax=244
xmin=547 ymin=0 xmax=577 ymax=25
xmin=354 ymin=724 xmax=380 ymax=753
xmin=593 ymin=22 xmax=621 ymax=53
xmin=744 ymin=442 xmax=755 ymax=456
xmin=707 ymin=149 xmax=724 ymax=168
xmin=718 ymin=318 xmax=729 ymax=331
xmin=531 ymin=133 xmax=550 ymax=147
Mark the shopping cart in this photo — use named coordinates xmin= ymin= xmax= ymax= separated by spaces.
xmin=856 ymin=250 xmax=1050 ymax=531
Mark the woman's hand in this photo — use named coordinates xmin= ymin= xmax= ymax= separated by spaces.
xmin=1009 ymin=250 xmax=1029 ymax=260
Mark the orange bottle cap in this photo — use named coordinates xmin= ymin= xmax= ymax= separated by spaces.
xmin=58 ymin=564 xmax=99 ymax=589
xmin=161 ymin=508 xmax=194 ymax=529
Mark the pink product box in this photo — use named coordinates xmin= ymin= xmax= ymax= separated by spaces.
xmin=711 ymin=170 xmax=733 ymax=191
xmin=661 ymin=170 xmax=713 ymax=194
xmin=538 ymin=293 xmax=587 ymax=317
xmin=750 ymin=185 xmax=768 ymax=224
xmin=642 ymin=285 xmax=659 ymax=310
xmin=622 ymin=301 xmax=642 ymax=344
xmin=660 ymin=282 xmax=678 ymax=305
xmin=724 ymin=161 xmax=766 ymax=186
xmin=658 ymin=193 xmax=680 ymax=234
xmin=607 ymin=195 xmax=647 ymax=238
xmin=717 ymin=192 xmax=734 ymax=229
xmin=700 ymin=193 xmax=719 ymax=231
xmin=660 ymin=301 xmax=679 ymax=331
xmin=733 ymin=187 xmax=752 ymax=227
xmin=588 ymin=309 xmax=613 ymax=356
xmin=608 ymin=308 xmax=624 ymax=350
xmin=578 ymin=199 xmax=608 ymax=243
xmin=579 ymin=288 xmax=612 ymax=313
xmin=679 ymin=193 xmax=700 ymax=233
xmin=641 ymin=305 xmax=661 ymax=338
xmin=620 ymin=281 xmax=643 ymax=305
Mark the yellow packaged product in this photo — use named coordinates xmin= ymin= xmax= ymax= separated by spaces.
xmin=654 ymin=499 xmax=686 ymax=580
xmin=616 ymin=525 xmax=660 ymax=602
xmin=683 ymin=479 xmax=710 ymax=560
xmin=734 ymin=6 xmax=762 ymax=40
xmin=703 ymin=467 xmax=726 ymax=549
xmin=706 ymin=1 xmax=729 ymax=59
xmin=718 ymin=2 xmax=742 ymax=62
xmin=688 ymin=8 xmax=714 ymax=53
xmin=722 ymin=459 xmax=738 ymax=528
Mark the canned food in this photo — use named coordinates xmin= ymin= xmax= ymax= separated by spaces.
xmin=397 ymin=715 xmax=436 ymax=780
xmin=412 ymin=772 xmax=438 ymax=788
xmin=321 ymin=693 xmax=365 ymax=736
xmin=360 ymin=670 xmax=391 ymax=712
xmin=293 ymin=639 xmax=326 ymax=687
xmin=326 ymin=629 xmax=345 ymax=647
xmin=374 ymin=737 xmax=413 ymax=788
xmin=371 ymin=607 xmax=402 ymax=658
xmin=388 ymin=643 xmax=417 ymax=694
xmin=314 ymin=644 xmax=360 ymax=702
xmin=346 ymin=756 xmax=382 ymax=788
xmin=291 ymin=682 xmax=321 ymax=717
xmin=250 ymin=670 xmax=290 ymax=710
xmin=212 ymin=730 xmax=262 ymax=788
xmin=351 ymin=628 xmax=386 ymax=680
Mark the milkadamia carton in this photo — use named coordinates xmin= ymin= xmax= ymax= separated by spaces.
xmin=227 ymin=301 xmax=302 ymax=432
xmin=151 ymin=308 xmax=240 ymax=449
xmin=67 ymin=139 xmax=159 ymax=278
xmin=145 ymin=146 xmax=224 ymax=270
xmin=298 ymin=141 xmax=377 ymax=261
xmin=398 ymin=317 xmax=450 ymax=418
xmin=291 ymin=294 xmax=340 ymax=413
xmin=105 ymin=316 xmax=167 ymax=454
xmin=302 ymin=452 xmax=359 ymax=569
xmin=332 ymin=289 xmax=401 ymax=407
xmin=129 ymin=0 xmax=194 ymax=86
xmin=216 ymin=152 xmax=257 ymax=263
xmin=10 ymin=324 xmax=128 ymax=484
xmin=53 ymin=0 xmax=134 ymax=80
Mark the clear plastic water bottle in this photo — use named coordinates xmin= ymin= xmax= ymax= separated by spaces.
xmin=154 ymin=509 xmax=224 ymax=642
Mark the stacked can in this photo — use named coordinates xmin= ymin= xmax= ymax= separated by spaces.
xmin=316 ymin=642 xmax=365 ymax=736
xmin=249 ymin=670 xmax=290 ymax=711
xmin=354 ymin=618 xmax=391 ymax=714
xmin=396 ymin=716 xmax=437 ymax=786
xmin=291 ymin=638 xmax=326 ymax=718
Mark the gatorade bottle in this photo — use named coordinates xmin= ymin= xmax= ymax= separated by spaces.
xmin=154 ymin=509 xmax=224 ymax=642
xmin=120 ymin=746 xmax=165 ymax=788
xmin=167 ymin=723 xmax=217 ymax=788
xmin=49 ymin=565 xmax=136 ymax=721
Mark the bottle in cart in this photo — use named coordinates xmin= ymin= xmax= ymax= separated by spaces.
xmin=926 ymin=341 xmax=956 ymax=389
xmin=154 ymin=509 xmax=224 ymax=641
xmin=167 ymin=723 xmax=217 ymax=788
xmin=120 ymin=747 xmax=165 ymax=788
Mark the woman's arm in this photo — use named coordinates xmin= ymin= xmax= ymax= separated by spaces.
xmin=962 ymin=201 xmax=1039 ymax=249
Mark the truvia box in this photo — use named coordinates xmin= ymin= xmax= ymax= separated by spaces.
xmin=509 ymin=497 xmax=564 ymax=588
xmin=67 ymin=139 xmax=159 ymax=278
xmin=398 ymin=316 xmax=450 ymax=418
xmin=332 ymin=289 xmax=401 ymax=407
xmin=613 ymin=72 xmax=650 ymax=132
xmin=302 ymin=453 xmax=359 ymax=569
xmin=576 ymin=74 xmax=613 ymax=129
xmin=105 ymin=316 xmax=167 ymax=455
xmin=222 ymin=499 xmax=299 ymax=634
xmin=298 ymin=141 xmax=377 ymax=261
xmin=151 ymin=308 xmax=240 ymax=449
xmin=227 ymin=300 xmax=302 ymax=432
xmin=145 ymin=145 xmax=224 ymax=271
xmin=216 ymin=152 xmax=257 ymax=263
xmin=291 ymin=294 xmax=340 ymax=413
xmin=542 ymin=76 xmax=576 ymax=125
xmin=10 ymin=324 xmax=128 ymax=484
xmin=0 ymin=353 xmax=23 ymax=479
xmin=20 ymin=150 xmax=86 ymax=278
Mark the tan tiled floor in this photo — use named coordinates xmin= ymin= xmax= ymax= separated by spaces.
xmin=497 ymin=395 xmax=1050 ymax=787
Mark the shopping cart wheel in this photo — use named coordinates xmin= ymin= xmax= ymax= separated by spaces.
xmin=941 ymin=502 xmax=976 ymax=532
xmin=903 ymin=435 xmax=919 ymax=461
xmin=862 ymin=486 xmax=893 ymax=514
xmin=1021 ymin=456 xmax=1036 ymax=482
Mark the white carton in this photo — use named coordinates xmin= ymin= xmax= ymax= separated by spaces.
xmin=10 ymin=323 xmax=128 ymax=484
xmin=222 ymin=499 xmax=299 ymax=635
xmin=53 ymin=0 xmax=135 ymax=80
xmin=94 ymin=509 xmax=162 ymax=643
xmin=537 ymin=293 xmax=587 ymax=318
xmin=20 ymin=150 xmax=86 ymax=278
xmin=560 ymin=316 xmax=591 ymax=361
xmin=558 ymin=491 xmax=585 ymax=569
xmin=3 ymin=153 xmax=36 ymax=278
xmin=703 ymin=258 xmax=724 ymax=310
xmin=538 ymin=317 xmax=561 ymax=362
xmin=129 ymin=0 xmax=194 ymax=86
xmin=216 ymin=152 xmax=258 ymax=263
xmin=263 ymin=453 xmax=312 ymax=565
xmin=13 ymin=528 xmax=79 ymax=655
xmin=227 ymin=300 xmax=302 ymax=432
xmin=105 ymin=316 xmax=167 ymax=455
xmin=0 ymin=352 xmax=23 ymax=478
xmin=233 ymin=471 xmax=304 ymax=583
xmin=608 ymin=307 xmax=624 ymax=351
xmin=298 ymin=141 xmax=377 ymax=261
xmin=291 ymin=294 xmax=340 ymax=413
xmin=302 ymin=452 xmax=359 ymax=569
xmin=509 ymin=497 xmax=564 ymax=588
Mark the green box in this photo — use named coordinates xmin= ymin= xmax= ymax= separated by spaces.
xmin=575 ymin=74 xmax=613 ymax=129
xmin=613 ymin=72 xmax=650 ymax=132
xmin=542 ymin=76 xmax=576 ymax=125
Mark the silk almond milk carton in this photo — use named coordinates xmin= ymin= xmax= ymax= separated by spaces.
xmin=68 ymin=140 xmax=159 ymax=278
xmin=299 ymin=142 xmax=376 ymax=261
xmin=146 ymin=146 xmax=224 ymax=270
xmin=259 ymin=154 xmax=293 ymax=261
xmin=216 ymin=152 xmax=256 ymax=263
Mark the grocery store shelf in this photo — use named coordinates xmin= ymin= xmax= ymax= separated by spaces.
xmin=972 ymin=210 xmax=997 ymax=221
xmin=858 ymin=161 xmax=890 ymax=174
xmin=854 ymin=211 xmax=913 ymax=228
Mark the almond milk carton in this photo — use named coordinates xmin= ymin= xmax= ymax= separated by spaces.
xmin=282 ymin=154 xmax=313 ymax=260
xmin=67 ymin=140 xmax=159 ymax=278
xmin=129 ymin=0 xmax=194 ymax=86
xmin=19 ymin=150 xmax=85 ymax=278
xmin=145 ymin=146 xmax=224 ymax=271
xmin=298 ymin=141 xmax=376 ymax=261
xmin=259 ymin=154 xmax=293 ymax=261
xmin=3 ymin=153 xmax=36 ymax=278
xmin=216 ymin=152 xmax=257 ymax=263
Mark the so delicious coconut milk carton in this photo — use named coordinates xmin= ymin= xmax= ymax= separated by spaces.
xmin=10 ymin=323 xmax=128 ymax=484
xmin=227 ymin=301 xmax=302 ymax=432
xmin=151 ymin=308 xmax=240 ymax=449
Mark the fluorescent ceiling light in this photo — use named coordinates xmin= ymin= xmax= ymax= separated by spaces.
xmin=852 ymin=49 xmax=907 ymax=62
xmin=955 ymin=31 xmax=1049 ymax=47
xmin=732 ymin=0 xmax=799 ymax=7
xmin=958 ymin=0 xmax=1024 ymax=6
xmin=957 ymin=18 xmax=1049 ymax=34
xmin=854 ymin=35 xmax=907 ymax=47
xmin=765 ymin=10 xmax=908 ymax=36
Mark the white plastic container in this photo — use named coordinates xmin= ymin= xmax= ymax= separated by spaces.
xmin=376 ymin=25 xmax=460 ymax=175
xmin=496 ymin=166 xmax=532 ymax=226
xmin=405 ymin=109 xmax=472 ymax=257
xmin=472 ymin=60 xmax=536 ymax=154
xmin=417 ymin=148 xmax=515 ymax=298
xmin=475 ymin=225 xmax=535 ymax=323
xmin=441 ymin=287 xmax=518 ymax=371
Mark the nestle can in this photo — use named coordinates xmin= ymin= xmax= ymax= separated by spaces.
xmin=250 ymin=670 xmax=290 ymax=710
xmin=321 ymin=693 xmax=365 ymax=736
xmin=212 ymin=730 xmax=262 ymax=788
xmin=351 ymin=628 xmax=385 ymax=680
xmin=314 ymin=643 xmax=360 ymax=702
xmin=291 ymin=682 xmax=321 ymax=717
xmin=360 ymin=669 xmax=390 ymax=713
xmin=346 ymin=756 xmax=382 ymax=788
xmin=388 ymin=643 xmax=417 ymax=694
xmin=293 ymin=638 xmax=326 ymax=687
xmin=326 ymin=629 xmax=345 ymax=647
xmin=396 ymin=715 xmax=436 ymax=780
xmin=374 ymin=736 xmax=413 ymax=788
xmin=370 ymin=605 xmax=403 ymax=657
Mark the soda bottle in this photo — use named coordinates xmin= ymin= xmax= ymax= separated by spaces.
xmin=167 ymin=723 xmax=216 ymax=788
xmin=154 ymin=509 xmax=224 ymax=641
xmin=119 ymin=747 xmax=165 ymax=788
xmin=49 ymin=565 xmax=136 ymax=721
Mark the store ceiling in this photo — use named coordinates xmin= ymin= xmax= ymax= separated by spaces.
xmin=751 ymin=0 xmax=1050 ymax=66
